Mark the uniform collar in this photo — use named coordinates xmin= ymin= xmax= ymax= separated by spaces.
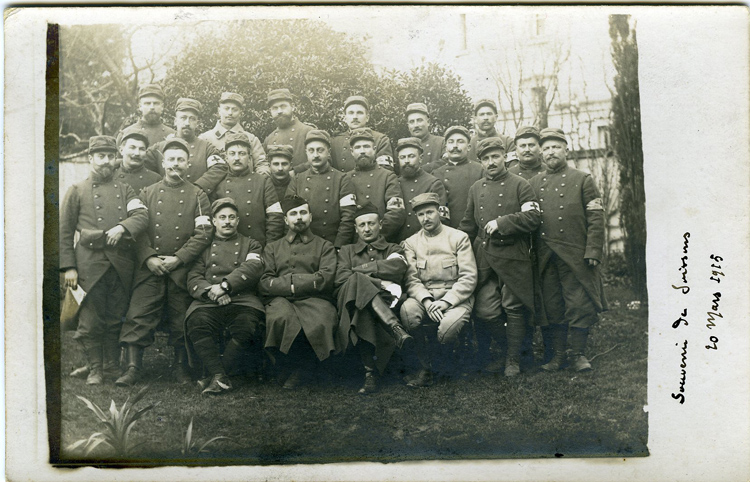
xmin=277 ymin=117 xmax=300 ymax=132
xmin=229 ymin=166 xmax=252 ymax=178
xmin=547 ymin=161 xmax=568 ymax=174
xmin=214 ymin=121 xmax=245 ymax=138
xmin=310 ymin=162 xmax=332 ymax=175
xmin=352 ymin=235 xmax=389 ymax=253
xmin=519 ymin=157 xmax=543 ymax=170
xmin=285 ymin=229 xmax=314 ymax=244
xmin=138 ymin=118 xmax=163 ymax=128
xmin=271 ymin=175 xmax=291 ymax=187
xmin=119 ymin=164 xmax=145 ymax=175
xmin=423 ymin=223 xmax=444 ymax=238
xmin=399 ymin=167 xmax=423 ymax=180
xmin=214 ymin=231 xmax=240 ymax=242
xmin=477 ymin=128 xmax=498 ymax=140
xmin=162 ymin=177 xmax=186 ymax=188
xmin=485 ymin=168 xmax=509 ymax=181
xmin=448 ymin=156 xmax=469 ymax=166
xmin=355 ymin=160 xmax=377 ymax=172
xmin=90 ymin=170 xmax=114 ymax=183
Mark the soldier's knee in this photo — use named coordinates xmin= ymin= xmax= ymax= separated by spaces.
xmin=399 ymin=298 xmax=425 ymax=332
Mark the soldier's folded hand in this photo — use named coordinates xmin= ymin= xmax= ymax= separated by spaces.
xmin=63 ymin=268 xmax=78 ymax=290
xmin=161 ymin=256 xmax=183 ymax=272
xmin=105 ymin=224 xmax=126 ymax=246
xmin=208 ymin=284 xmax=225 ymax=301
xmin=484 ymin=219 xmax=499 ymax=236
xmin=146 ymin=256 xmax=169 ymax=276
xmin=217 ymin=294 xmax=231 ymax=306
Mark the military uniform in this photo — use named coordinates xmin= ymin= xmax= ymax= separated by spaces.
xmin=288 ymin=163 xmax=356 ymax=248
xmin=264 ymin=118 xmax=314 ymax=172
xmin=345 ymin=163 xmax=405 ymax=242
xmin=432 ymin=159 xmax=484 ymax=229
xmin=214 ymin=168 xmax=284 ymax=247
xmin=468 ymin=129 xmax=516 ymax=164
xmin=271 ymin=176 xmax=291 ymax=202
xmin=417 ymin=134 xmax=446 ymax=172
xmin=199 ymin=123 xmax=266 ymax=169
xmin=397 ymin=168 xmax=448 ymax=241
xmin=331 ymin=129 xmax=394 ymax=173
xmin=114 ymin=165 xmax=162 ymax=194
xmin=509 ymin=159 xmax=548 ymax=181
xmin=117 ymin=118 xmax=176 ymax=150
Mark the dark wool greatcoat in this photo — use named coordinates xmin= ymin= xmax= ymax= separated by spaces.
xmin=334 ymin=236 xmax=407 ymax=373
xmin=432 ymin=159 xmax=485 ymax=229
xmin=468 ymin=129 xmax=516 ymax=163
xmin=397 ymin=168 xmax=448 ymax=241
xmin=60 ymin=173 xmax=149 ymax=294
xmin=417 ymin=134 xmax=446 ymax=172
xmin=287 ymin=163 xmax=357 ymax=248
xmin=144 ymin=137 xmax=228 ymax=198
xmin=529 ymin=164 xmax=608 ymax=313
xmin=331 ymin=129 xmax=394 ymax=173
xmin=199 ymin=122 xmax=267 ymax=172
xmin=508 ymin=159 xmax=548 ymax=182
xmin=263 ymin=118 xmax=315 ymax=173
xmin=345 ymin=163 xmax=406 ymax=243
xmin=114 ymin=165 xmax=162 ymax=194
xmin=458 ymin=169 xmax=541 ymax=313
xmin=213 ymin=167 xmax=285 ymax=247
xmin=116 ymin=119 xmax=176 ymax=149
xmin=270 ymin=176 xmax=292 ymax=205
xmin=259 ymin=231 xmax=341 ymax=361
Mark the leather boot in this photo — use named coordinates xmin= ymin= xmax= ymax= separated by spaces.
xmin=359 ymin=368 xmax=377 ymax=394
xmin=569 ymin=327 xmax=592 ymax=372
xmin=406 ymin=329 xmax=433 ymax=386
xmin=370 ymin=295 xmax=413 ymax=349
xmin=504 ymin=311 xmax=526 ymax=377
xmin=81 ymin=340 xmax=103 ymax=385
xmin=115 ymin=345 xmax=143 ymax=387
xmin=221 ymin=338 xmax=245 ymax=376
xmin=541 ymin=324 xmax=568 ymax=372
xmin=541 ymin=324 xmax=556 ymax=365
xmin=69 ymin=365 xmax=90 ymax=378
xmin=102 ymin=336 xmax=122 ymax=380
xmin=484 ymin=319 xmax=507 ymax=373
xmin=173 ymin=346 xmax=192 ymax=384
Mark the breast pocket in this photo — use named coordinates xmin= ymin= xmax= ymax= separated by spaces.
xmin=416 ymin=259 xmax=427 ymax=276
xmin=441 ymin=257 xmax=458 ymax=280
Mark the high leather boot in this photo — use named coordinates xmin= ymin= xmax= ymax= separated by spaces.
xmin=541 ymin=324 xmax=556 ymax=365
xmin=173 ymin=346 xmax=193 ymax=384
xmin=484 ymin=318 xmax=507 ymax=373
xmin=81 ymin=340 xmax=104 ymax=385
xmin=504 ymin=311 xmax=526 ymax=377
xmin=370 ymin=295 xmax=413 ymax=349
xmin=102 ymin=335 xmax=122 ymax=379
xmin=407 ymin=329 xmax=434 ymax=387
xmin=569 ymin=327 xmax=593 ymax=372
xmin=115 ymin=345 xmax=143 ymax=387
xmin=541 ymin=324 xmax=568 ymax=372
xmin=222 ymin=338 xmax=246 ymax=376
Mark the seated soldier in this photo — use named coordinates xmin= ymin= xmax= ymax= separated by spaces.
xmin=259 ymin=195 xmax=342 ymax=389
xmin=400 ymin=193 xmax=478 ymax=387
xmin=334 ymin=202 xmax=413 ymax=394
xmin=185 ymin=198 xmax=266 ymax=395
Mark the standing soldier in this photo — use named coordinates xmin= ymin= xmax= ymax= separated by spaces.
xmin=185 ymin=198 xmax=266 ymax=395
xmin=116 ymin=84 xmax=176 ymax=148
xmin=529 ymin=128 xmax=608 ymax=372
xmin=331 ymin=96 xmax=394 ymax=173
xmin=60 ymin=136 xmax=148 ymax=384
xmin=267 ymin=145 xmax=294 ymax=202
xmin=263 ymin=89 xmax=314 ymax=173
xmin=116 ymin=137 xmax=213 ymax=387
xmin=199 ymin=92 xmax=268 ymax=174
xmin=467 ymin=99 xmax=516 ymax=166
xmin=400 ymin=193 xmax=478 ymax=387
xmin=432 ymin=126 xmax=484 ymax=229
xmin=344 ymin=128 xmax=405 ymax=243
xmin=405 ymin=103 xmax=445 ymax=173
xmin=459 ymin=137 xmax=541 ymax=376
xmin=288 ymin=130 xmax=356 ymax=249
xmin=115 ymin=125 xmax=162 ymax=193
xmin=395 ymin=137 xmax=448 ymax=242
xmin=509 ymin=126 xmax=548 ymax=181
xmin=259 ymin=196 xmax=341 ymax=389
xmin=214 ymin=132 xmax=284 ymax=247
xmin=145 ymin=98 xmax=228 ymax=198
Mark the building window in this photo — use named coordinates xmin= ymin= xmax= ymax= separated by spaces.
xmin=597 ymin=125 xmax=611 ymax=149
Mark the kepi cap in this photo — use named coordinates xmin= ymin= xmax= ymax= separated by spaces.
xmin=473 ymin=98 xmax=498 ymax=114
xmin=220 ymin=92 xmax=245 ymax=108
xmin=410 ymin=192 xmax=441 ymax=211
xmin=267 ymin=88 xmax=294 ymax=107
xmin=225 ymin=132 xmax=252 ymax=149
xmin=119 ymin=125 xmax=149 ymax=148
xmin=443 ymin=125 xmax=471 ymax=141
xmin=514 ymin=125 xmax=541 ymax=142
xmin=211 ymin=197 xmax=238 ymax=216
xmin=396 ymin=137 xmax=423 ymax=153
xmin=349 ymin=127 xmax=375 ymax=146
xmin=476 ymin=137 xmax=507 ymax=159
xmin=539 ymin=127 xmax=568 ymax=145
xmin=405 ymin=102 xmax=430 ymax=117
xmin=344 ymin=95 xmax=369 ymax=111
xmin=305 ymin=129 xmax=332 ymax=147
xmin=175 ymin=97 xmax=203 ymax=115
xmin=267 ymin=144 xmax=294 ymax=161
xmin=354 ymin=202 xmax=380 ymax=220
xmin=89 ymin=135 xmax=118 ymax=154
xmin=281 ymin=195 xmax=308 ymax=215
xmin=138 ymin=83 xmax=165 ymax=100
xmin=163 ymin=137 xmax=190 ymax=156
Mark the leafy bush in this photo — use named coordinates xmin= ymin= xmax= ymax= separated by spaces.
xmin=181 ymin=416 xmax=230 ymax=457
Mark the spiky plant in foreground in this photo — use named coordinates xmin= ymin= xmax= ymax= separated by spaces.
xmin=181 ymin=416 xmax=230 ymax=456
xmin=67 ymin=385 xmax=159 ymax=457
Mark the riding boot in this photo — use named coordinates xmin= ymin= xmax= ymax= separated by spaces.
xmin=569 ymin=327 xmax=592 ymax=371
xmin=483 ymin=318 xmax=507 ymax=373
xmin=81 ymin=340 xmax=103 ymax=385
xmin=541 ymin=324 xmax=568 ymax=372
xmin=504 ymin=311 xmax=526 ymax=377
xmin=370 ymin=295 xmax=413 ymax=349
xmin=115 ymin=345 xmax=143 ymax=387
xmin=102 ymin=335 xmax=122 ymax=379
xmin=407 ymin=328 xmax=434 ymax=387
xmin=222 ymin=338 xmax=246 ymax=376
xmin=541 ymin=324 xmax=556 ymax=365
xmin=173 ymin=345 xmax=193 ymax=384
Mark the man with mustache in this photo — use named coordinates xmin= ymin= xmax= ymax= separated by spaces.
xmin=260 ymin=195 xmax=341 ymax=389
xmin=116 ymin=137 xmax=213 ymax=387
xmin=432 ymin=126 xmax=484 ymax=229
xmin=405 ymin=103 xmax=446 ymax=174
xmin=60 ymin=136 xmax=149 ymax=385
xmin=263 ymin=89 xmax=314 ymax=174
xmin=467 ymin=99 xmax=516 ymax=166
xmin=116 ymin=84 xmax=176 ymax=148
xmin=144 ymin=98 xmax=228 ymax=198
xmin=395 ymin=137 xmax=448 ymax=242
xmin=331 ymin=96 xmax=394 ymax=173
xmin=287 ymin=130 xmax=356 ymax=248
xmin=459 ymin=137 xmax=541 ymax=377
xmin=529 ymin=128 xmax=608 ymax=372
xmin=343 ymin=128 xmax=405 ymax=243
xmin=185 ymin=198 xmax=266 ymax=395
xmin=334 ymin=203 xmax=412 ymax=394
xmin=114 ymin=125 xmax=162 ymax=193
xmin=199 ymin=92 xmax=268 ymax=174
xmin=509 ymin=126 xmax=548 ymax=181
xmin=400 ymin=193 xmax=477 ymax=387
xmin=267 ymin=145 xmax=295 ymax=203
xmin=213 ymin=132 xmax=284 ymax=247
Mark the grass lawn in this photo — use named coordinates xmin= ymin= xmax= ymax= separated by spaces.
xmin=57 ymin=284 xmax=648 ymax=465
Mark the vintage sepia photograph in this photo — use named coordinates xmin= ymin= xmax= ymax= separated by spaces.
xmin=49 ymin=6 xmax=651 ymax=465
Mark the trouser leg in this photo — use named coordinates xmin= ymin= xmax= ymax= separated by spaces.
xmin=370 ymin=294 xmax=413 ymax=349
xmin=225 ymin=306 xmax=265 ymax=375
xmin=120 ymin=273 xmax=167 ymax=347
xmin=187 ymin=308 xmax=226 ymax=377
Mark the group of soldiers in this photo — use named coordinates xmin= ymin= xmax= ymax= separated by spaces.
xmin=60 ymin=83 xmax=607 ymax=395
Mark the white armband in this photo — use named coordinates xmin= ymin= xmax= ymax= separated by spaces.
xmin=438 ymin=205 xmax=450 ymax=220
xmin=586 ymin=198 xmax=604 ymax=211
xmin=126 ymin=199 xmax=147 ymax=211
xmin=386 ymin=252 xmax=407 ymax=264
xmin=386 ymin=197 xmax=405 ymax=210
xmin=206 ymin=154 xmax=226 ymax=168
xmin=506 ymin=151 xmax=518 ymax=163
xmin=521 ymin=201 xmax=540 ymax=212
xmin=195 ymin=215 xmax=211 ymax=227
xmin=266 ymin=202 xmax=283 ymax=214
xmin=339 ymin=194 xmax=356 ymax=207
xmin=245 ymin=253 xmax=262 ymax=262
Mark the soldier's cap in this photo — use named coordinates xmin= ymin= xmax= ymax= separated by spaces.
xmin=344 ymin=95 xmax=370 ymax=111
xmin=410 ymin=192 xmax=441 ymax=212
xmin=225 ymin=132 xmax=252 ymax=150
xmin=163 ymin=137 xmax=190 ymax=156
xmin=305 ymin=129 xmax=332 ymax=147
xmin=281 ymin=195 xmax=308 ymax=215
xmin=354 ymin=202 xmax=380 ymax=220
xmin=473 ymin=98 xmax=498 ymax=114
xmin=220 ymin=92 xmax=245 ymax=108
xmin=349 ymin=127 xmax=375 ymax=146
xmin=119 ymin=125 xmax=150 ymax=148
xmin=267 ymin=144 xmax=294 ymax=161
xmin=443 ymin=125 xmax=471 ymax=141
xmin=175 ymin=97 xmax=203 ymax=115
xmin=514 ymin=125 xmax=541 ymax=142
xmin=267 ymin=88 xmax=293 ymax=107
xmin=539 ymin=127 xmax=568 ymax=145
xmin=396 ymin=137 xmax=423 ymax=153
xmin=476 ymin=137 xmax=507 ymax=159
xmin=88 ymin=135 xmax=118 ymax=154
xmin=405 ymin=102 xmax=430 ymax=117
xmin=211 ymin=197 xmax=239 ymax=216
xmin=138 ymin=83 xmax=165 ymax=100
